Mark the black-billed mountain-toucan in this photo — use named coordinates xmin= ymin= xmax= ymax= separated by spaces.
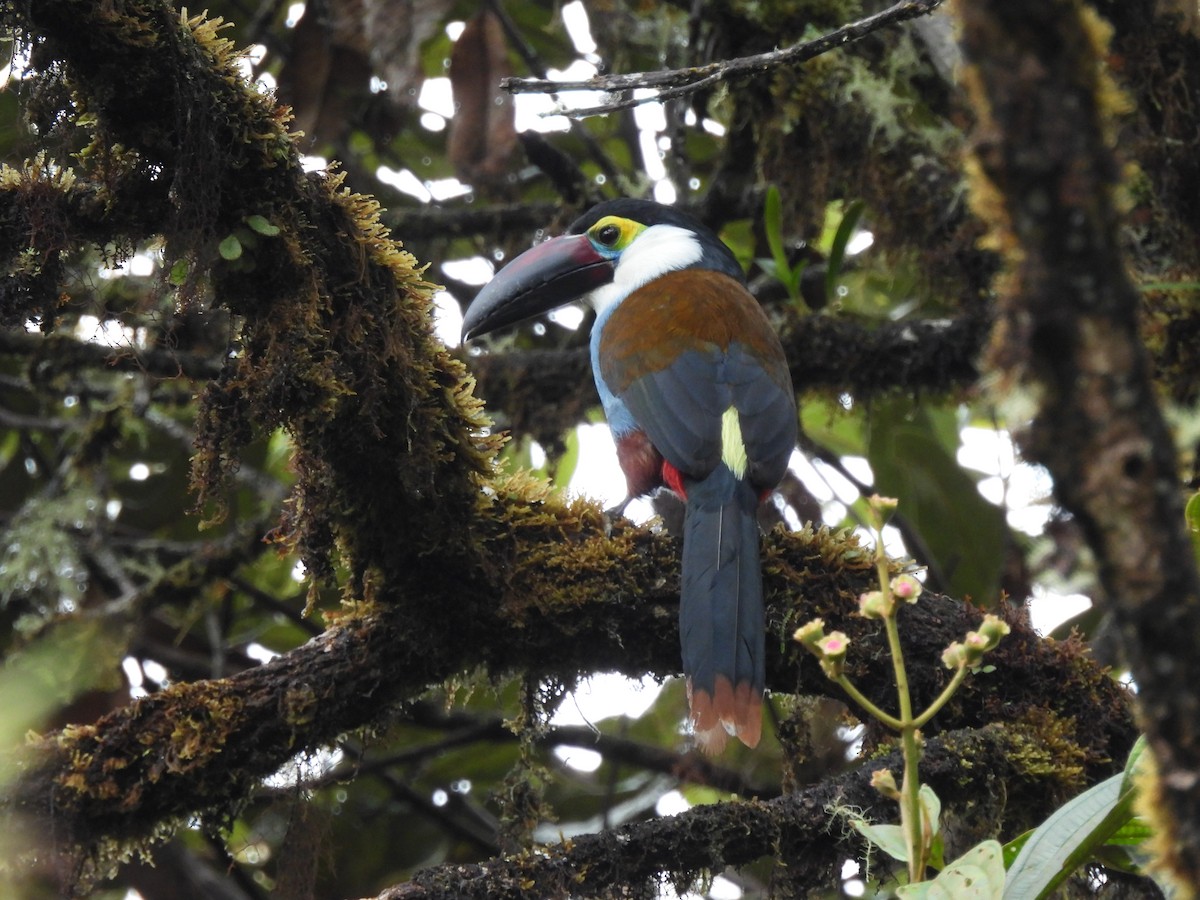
xmin=462 ymin=199 xmax=797 ymax=752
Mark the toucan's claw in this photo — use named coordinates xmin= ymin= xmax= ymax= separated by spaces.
xmin=602 ymin=496 xmax=633 ymax=536
xmin=606 ymin=496 xmax=633 ymax=519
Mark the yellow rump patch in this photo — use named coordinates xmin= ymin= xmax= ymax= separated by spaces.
xmin=721 ymin=407 xmax=748 ymax=479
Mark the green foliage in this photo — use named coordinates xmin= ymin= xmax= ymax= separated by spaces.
xmin=899 ymin=841 xmax=1006 ymax=899
xmin=801 ymin=394 xmax=1008 ymax=604
xmin=0 ymin=617 xmax=127 ymax=748
xmin=0 ymin=492 xmax=96 ymax=622
xmin=851 ymin=784 xmax=945 ymax=870
xmin=550 ymin=427 xmax=580 ymax=490
xmin=1002 ymin=738 xmax=1166 ymax=899
xmin=168 ymin=257 xmax=189 ymax=285
xmin=867 ymin=400 xmax=1006 ymax=604
xmin=824 ymin=198 xmax=865 ymax=302
xmin=218 ymin=233 xmax=242 ymax=260
xmin=1186 ymin=490 xmax=1200 ymax=556
xmin=759 ymin=185 xmax=809 ymax=304
xmin=244 ymin=214 xmax=281 ymax=237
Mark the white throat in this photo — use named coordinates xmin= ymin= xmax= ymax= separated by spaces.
xmin=585 ymin=224 xmax=702 ymax=315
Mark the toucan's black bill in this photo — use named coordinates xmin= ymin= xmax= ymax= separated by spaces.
xmin=461 ymin=233 xmax=614 ymax=341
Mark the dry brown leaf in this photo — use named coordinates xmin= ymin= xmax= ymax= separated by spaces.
xmin=447 ymin=9 xmax=519 ymax=191
xmin=279 ymin=0 xmax=451 ymax=148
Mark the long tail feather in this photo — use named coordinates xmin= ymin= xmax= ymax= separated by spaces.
xmin=680 ymin=465 xmax=764 ymax=753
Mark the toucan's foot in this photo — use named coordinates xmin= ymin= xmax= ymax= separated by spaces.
xmin=605 ymin=496 xmax=632 ymax=518
xmin=602 ymin=496 xmax=633 ymax=536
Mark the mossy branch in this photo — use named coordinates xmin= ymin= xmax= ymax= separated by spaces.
xmin=379 ymin=724 xmax=1080 ymax=899
xmin=2 ymin=505 xmax=1134 ymax=880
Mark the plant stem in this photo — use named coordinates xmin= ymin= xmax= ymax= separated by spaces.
xmin=835 ymin=675 xmax=903 ymax=731
xmin=876 ymin=533 xmax=926 ymax=883
xmin=912 ymin=665 xmax=968 ymax=731
xmin=886 ymin=611 xmax=926 ymax=883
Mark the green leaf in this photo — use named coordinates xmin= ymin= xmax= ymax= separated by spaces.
xmin=826 ymin=199 xmax=865 ymax=301
xmin=1106 ymin=817 xmax=1154 ymax=847
xmin=928 ymin=834 xmax=946 ymax=871
xmin=764 ymin=186 xmax=790 ymax=280
xmin=1002 ymin=830 xmax=1033 ymax=868
xmin=719 ymin=219 xmax=755 ymax=271
xmin=867 ymin=399 xmax=1006 ymax=603
xmin=920 ymin=784 xmax=942 ymax=838
xmin=862 ymin=786 xmax=944 ymax=872
xmin=1186 ymin=493 xmax=1200 ymax=534
xmin=219 ymin=234 xmax=243 ymax=260
xmin=1001 ymin=773 xmax=1136 ymax=899
xmin=1120 ymin=735 xmax=1148 ymax=797
xmin=801 ymin=396 xmax=868 ymax=457
xmin=245 ymin=214 xmax=280 ymax=236
xmin=756 ymin=257 xmax=783 ymax=280
xmin=169 ymin=258 xmax=189 ymax=285
xmin=852 ymin=820 xmax=909 ymax=862
xmin=1139 ymin=281 xmax=1200 ymax=292
xmin=1187 ymin=492 xmax=1200 ymax=561
xmin=786 ymin=258 xmax=807 ymax=299
xmin=899 ymin=840 xmax=1005 ymax=899
xmin=551 ymin=427 xmax=581 ymax=490
xmin=0 ymin=617 xmax=128 ymax=751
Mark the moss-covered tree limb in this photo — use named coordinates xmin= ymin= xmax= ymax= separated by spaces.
xmin=1098 ymin=2 xmax=1200 ymax=406
xmin=0 ymin=328 xmax=223 ymax=381
xmin=0 ymin=160 xmax=166 ymax=327
xmin=956 ymin=0 xmax=1200 ymax=889
xmin=376 ymin=724 xmax=1080 ymax=899
xmin=0 ymin=0 xmax=487 ymax=886
xmin=384 ymin=201 xmax=564 ymax=242
xmin=3 ymin=503 xmax=1134 ymax=881
xmin=4 ymin=0 xmax=500 ymax=569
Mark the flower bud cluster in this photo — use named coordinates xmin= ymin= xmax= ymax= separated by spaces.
xmin=859 ymin=573 xmax=922 ymax=620
xmin=858 ymin=590 xmax=893 ymax=619
xmin=941 ymin=614 xmax=1011 ymax=669
xmin=867 ymin=494 xmax=899 ymax=529
xmin=794 ymin=619 xmax=851 ymax=678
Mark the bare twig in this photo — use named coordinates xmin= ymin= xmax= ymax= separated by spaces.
xmin=500 ymin=0 xmax=944 ymax=118
xmin=255 ymin=712 xmax=774 ymax=803
xmin=0 ymin=329 xmax=223 ymax=381
xmin=482 ymin=0 xmax=619 ymax=182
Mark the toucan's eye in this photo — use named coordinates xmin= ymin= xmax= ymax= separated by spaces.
xmin=596 ymin=224 xmax=621 ymax=247
xmin=589 ymin=216 xmax=644 ymax=250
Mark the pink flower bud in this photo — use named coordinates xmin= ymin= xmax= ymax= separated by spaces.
xmin=890 ymin=574 xmax=923 ymax=603
xmin=858 ymin=590 xmax=892 ymax=619
xmin=871 ymin=768 xmax=900 ymax=799
xmin=977 ymin=614 xmax=1011 ymax=650
xmin=963 ymin=632 xmax=989 ymax=664
xmin=942 ymin=641 xmax=967 ymax=669
xmin=794 ymin=618 xmax=826 ymax=647
xmin=817 ymin=632 xmax=850 ymax=659
xmin=817 ymin=631 xmax=850 ymax=678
